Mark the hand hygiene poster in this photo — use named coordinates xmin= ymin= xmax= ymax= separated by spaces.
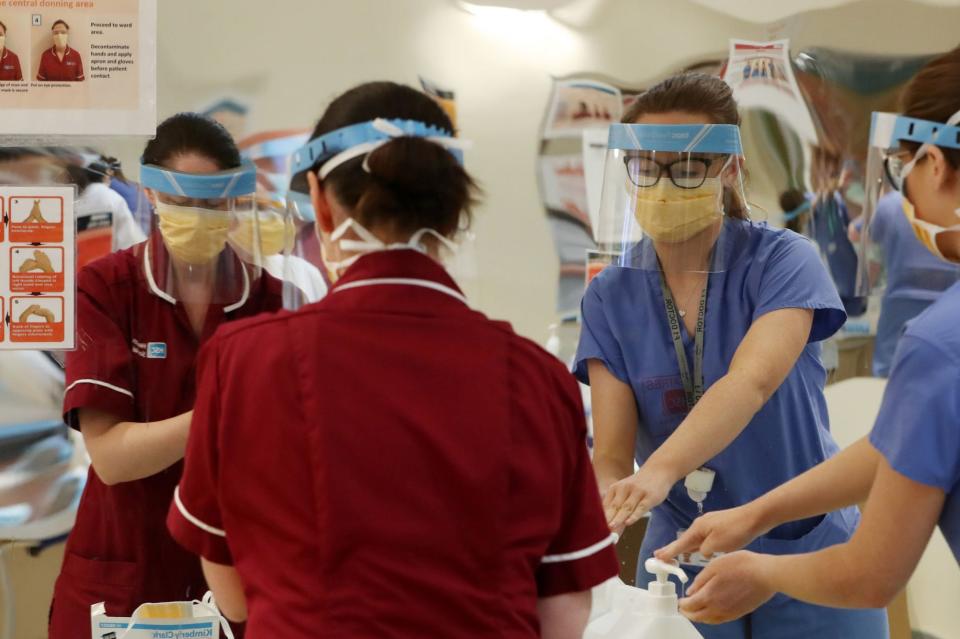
xmin=1 ymin=186 xmax=76 ymax=350
xmin=0 ymin=0 xmax=156 ymax=137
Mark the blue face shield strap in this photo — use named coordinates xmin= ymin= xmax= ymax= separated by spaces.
xmin=870 ymin=111 xmax=960 ymax=152
xmin=140 ymin=159 xmax=257 ymax=199
xmin=287 ymin=118 xmax=469 ymax=222
xmin=241 ymin=133 xmax=310 ymax=163
xmin=607 ymin=123 xmax=744 ymax=155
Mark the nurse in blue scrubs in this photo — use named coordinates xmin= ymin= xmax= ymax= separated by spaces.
xmin=858 ymin=191 xmax=959 ymax=376
xmin=659 ymin=47 xmax=960 ymax=627
xmin=577 ymin=72 xmax=889 ymax=638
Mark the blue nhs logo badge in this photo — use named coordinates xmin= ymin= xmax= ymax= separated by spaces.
xmin=147 ymin=342 xmax=168 ymax=359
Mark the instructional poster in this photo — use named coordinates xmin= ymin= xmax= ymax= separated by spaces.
xmin=0 ymin=186 xmax=75 ymax=350
xmin=722 ymin=39 xmax=818 ymax=143
xmin=543 ymin=79 xmax=622 ymax=139
xmin=538 ymin=154 xmax=590 ymax=228
xmin=0 ymin=0 xmax=156 ymax=137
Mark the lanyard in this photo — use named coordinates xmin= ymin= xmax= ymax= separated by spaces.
xmin=659 ymin=270 xmax=708 ymax=411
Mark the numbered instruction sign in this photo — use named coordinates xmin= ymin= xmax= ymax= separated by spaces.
xmin=0 ymin=187 xmax=76 ymax=350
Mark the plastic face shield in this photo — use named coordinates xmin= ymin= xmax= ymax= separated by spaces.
xmin=857 ymin=112 xmax=960 ymax=295
xmin=239 ymin=130 xmax=311 ymax=197
xmin=285 ymin=118 xmax=465 ymax=224
xmin=138 ymin=160 xmax=266 ymax=305
xmin=595 ymin=123 xmax=752 ymax=274
xmin=284 ymin=118 xmax=474 ymax=296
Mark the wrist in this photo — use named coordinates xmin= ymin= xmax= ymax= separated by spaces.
xmin=746 ymin=495 xmax=779 ymax=539
xmin=752 ymin=552 xmax=781 ymax=593
xmin=641 ymin=453 xmax=684 ymax=486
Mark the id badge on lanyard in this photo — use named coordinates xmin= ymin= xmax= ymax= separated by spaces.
xmin=658 ymin=270 xmax=707 ymax=411
xmin=659 ymin=271 xmax=721 ymax=569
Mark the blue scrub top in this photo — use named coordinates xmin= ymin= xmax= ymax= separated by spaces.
xmin=871 ymin=192 xmax=960 ymax=376
xmin=576 ymin=220 xmax=857 ymax=548
xmin=810 ymin=193 xmax=866 ymax=316
xmin=870 ymin=281 xmax=960 ymax=565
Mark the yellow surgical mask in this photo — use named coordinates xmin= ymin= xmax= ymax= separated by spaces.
xmin=633 ymin=178 xmax=723 ymax=244
xmin=156 ymin=202 xmax=231 ymax=266
xmin=53 ymin=33 xmax=68 ymax=49
xmin=229 ymin=211 xmax=291 ymax=257
xmin=902 ymin=195 xmax=960 ymax=263
xmin=0 ymin=36 xmax=6 ymax=50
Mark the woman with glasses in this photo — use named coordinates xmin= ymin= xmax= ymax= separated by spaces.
xmin=576 ymin=72 xmax=888 ymax=638
xmin=657 ymin=46 xmax=960 ymax=628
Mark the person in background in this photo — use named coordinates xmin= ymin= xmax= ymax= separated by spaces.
xmin=37 ymin=19 xmax=83 ymax=82
xmin=48 ymin=113 xmax=281 ymax=639
xmin=778 ymin=188 xmax=811 ymax=235
xmin=579 ymin=72 xmax=888 ymax=638
xmin=167 ymin=81 xmax=618 ymax=638
xmin=105 ymin=155 xmax=154 ymax=234
xmin=0 ymin=20 xmax=24 ymax=81
xmin=68 ymin=153 xmax=146 ymax=252
xmin=0 ymin=147 xmax=66 ymax=183
xmin=659 ymin=44 xmax=960 ymax=627
xmin=851 ymin=190 xmax=960 ymax=376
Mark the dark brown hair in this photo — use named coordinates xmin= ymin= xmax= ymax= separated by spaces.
xmin=900 ymin=46 xmax=960 ymax=168
xmin=308 ymin=81 xmax=479 ymax=238
xmin=623 ymin=72 xmax=747 ymax=219
xmin=142 ymin=112 xmax=241 ymax=171
xmin=0 ymin=21 xmax=7 ymax=35
xmin=51 ymin=20 xmax=69 ymax=31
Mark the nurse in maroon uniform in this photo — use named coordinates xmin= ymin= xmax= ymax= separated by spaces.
xmin=167 ymin=82 xmax=619 ymax=638
xmin=50 ymin=113 xmax=281 ymax=638
xmin=36 ymin=19 xmax=83 ymax=82
xmin=0 ymin=21 xmax=24 ymax=82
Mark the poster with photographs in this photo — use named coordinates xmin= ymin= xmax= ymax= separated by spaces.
xmin=0 ymin=0 xmax=156 ymax=137
xmin=543 ymin=79 xmax=622 ymax=139
xmin=722 ymin=39 xmax=818 ymax=143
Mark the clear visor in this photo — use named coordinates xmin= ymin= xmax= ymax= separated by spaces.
xmin=595 ymin=124 xmax=754 ymax=274
xmin=138 ymin=162 xmax=267 ymax=306
xmin=856 ymin=111 xmax=960 ymax=297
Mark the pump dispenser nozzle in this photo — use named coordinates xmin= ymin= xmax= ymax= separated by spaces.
xmin=643 ymin=558 xmax=689 ymax=616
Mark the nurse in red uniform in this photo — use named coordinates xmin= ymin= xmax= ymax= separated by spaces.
xmin=50 ymin=113 xmax=281 ymax=638
xmin=167 ymin=82 xmax=619 ymax=638
xmin=37 ymin=19 xmax=83 ymax=82
xmin=0 ymin=21 xmax=24 ymax=81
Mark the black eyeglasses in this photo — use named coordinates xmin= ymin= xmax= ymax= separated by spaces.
xmin=883 ymin=152 xmax=910 ymax=193
xmin=623 ymin=155 xmax=719 ymax=189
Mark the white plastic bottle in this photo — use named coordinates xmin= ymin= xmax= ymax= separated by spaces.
xmin=584 ymin=559 xmax=704 ymax=639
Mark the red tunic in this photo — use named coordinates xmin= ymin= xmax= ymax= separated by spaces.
xmin=37 ymin=46 xmax=84 ymax=82
xmin=50 ymin=237 xmax=282 ymax=638
xmin=169 ymin=249 xmax=618 ymax=637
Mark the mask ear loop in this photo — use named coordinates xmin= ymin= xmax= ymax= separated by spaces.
xmin=408 ymin=227 xmax=460 ymax=255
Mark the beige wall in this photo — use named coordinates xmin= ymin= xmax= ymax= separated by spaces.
xmin=105 ymin=0 xmax=755 ymax=344
xmin=102 ymin=0 xmax=960 ymax=344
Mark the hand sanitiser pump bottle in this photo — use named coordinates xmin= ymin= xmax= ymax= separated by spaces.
xmin=584 ymin=558 xmax=704 ymax=639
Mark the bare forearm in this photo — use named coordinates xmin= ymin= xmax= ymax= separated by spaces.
xmin=759 ymin=543 xmax=880 ymax=609
xmin=593 ymin=453 xmax=634 ymax=493
xmin=538 ymin=591 xmax=591 ymax=639
xmin=202 ymin=559 xmax=248 ymax=623
xmin=84 ymin=411 xmax=192 ymax=485
xmin=752 ymin=437 xmax=879 ymax=534
xmin=758 ymin=459 xmax=941 ymax=610
xmin=646 ymin=373 xmax=764 ymax=482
